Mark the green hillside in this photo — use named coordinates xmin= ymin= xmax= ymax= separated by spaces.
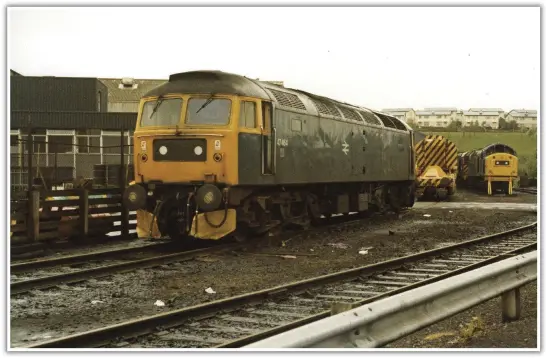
xmin=425 ymin=131 xmax=538 ymax=177
xmin=426 ymin=131 xmax=537 ymax=157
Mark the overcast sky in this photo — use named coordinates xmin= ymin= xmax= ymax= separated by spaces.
xmin=8 ymin=6 xmax=540 ymax=111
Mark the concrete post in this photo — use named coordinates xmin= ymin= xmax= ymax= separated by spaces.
xmin=501 ymin=288 xmax=521 ymax=322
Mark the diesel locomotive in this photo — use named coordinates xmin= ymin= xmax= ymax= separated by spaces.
xmin=123 ymin=70 xmax=417 ymax=242
xmin=457 ymin=143 xmax=519 ymax=195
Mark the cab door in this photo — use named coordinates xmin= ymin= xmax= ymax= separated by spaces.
xmin=261 ymin=101 xmax=275 ymax=175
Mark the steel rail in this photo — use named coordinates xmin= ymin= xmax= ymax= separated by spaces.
xmin=245 ymin=250 xmax=537 ymax=348
xmin=10 ymin=210 xmax=396 ymax=295
xmin=10 ymin=243 xmax=243 ymax=296
xmin=24 ymin=222 xmax=537 ymax=349
xmin=10 ymin=242 xmax=177 ymax=273
xmin=515 ymin=187 xmax=537 ymax=195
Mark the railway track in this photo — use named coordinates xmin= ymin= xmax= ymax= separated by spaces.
xmin=10 ymin=234 xmax=140 ymax=260
xmin=515 ymin=187 xmax=537 ymax=195
xmin=26 ymin=222 xmax=537 ymax=349
xmin=9 ymin=210 xmax=395 ymax=296
xmin=10 ymin=241 xmax=240 ymax=296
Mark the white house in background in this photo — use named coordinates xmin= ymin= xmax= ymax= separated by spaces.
xmin=381 ymin=108 xmax=415 ymax=123
xmin=461 ymin=108 xmax=504 ymax=129
xmin=414 ymin=107 xmax=458 ymax=128
xmin=505 ymin=109 xmax=537 ymax=129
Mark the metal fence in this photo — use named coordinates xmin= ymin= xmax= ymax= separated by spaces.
xmin=10 ymin=128 xmax=134 ymax=193
xmin=245 ymin=250 xmax=537 ymax=348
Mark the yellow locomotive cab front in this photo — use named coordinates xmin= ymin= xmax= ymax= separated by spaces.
xmin=484 ymin=153 xmax=518 ymax=195
xmin=127 ymin=93 xmax=244 ymax=241
xmin=134 ymin=94 xmax=238 ymax=186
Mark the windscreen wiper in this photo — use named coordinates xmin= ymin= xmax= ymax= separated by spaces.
xmin=149 ymin=95 xmax=165 ymax=119
xmin=195 ymin=94 xmax=216 ymax=114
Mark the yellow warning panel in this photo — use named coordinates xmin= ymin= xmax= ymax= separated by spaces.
xmin=190 ymin=209 xmax=236 ymax=240
xmin=418 ymin=165 xmax=448 ymax=188
xmin=136 ymin=209 xmax=161 ymax=239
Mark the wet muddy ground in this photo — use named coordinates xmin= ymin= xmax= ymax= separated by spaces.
xmin=9 ymin=191 xmax=538 ymax=348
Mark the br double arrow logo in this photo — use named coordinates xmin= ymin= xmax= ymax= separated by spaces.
xmin=342 ymin=139 xmax=350 ymax=155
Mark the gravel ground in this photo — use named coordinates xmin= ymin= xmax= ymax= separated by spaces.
xmin=450 ymin=188 xmax=537 ymax=204
xmin=386 ymin=282 xmax=538 ymax=349
xmin=9 ymin=192 xmax=538 ymax=348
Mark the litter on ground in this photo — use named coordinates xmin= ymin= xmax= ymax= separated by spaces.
xmin=205 ymin=287 xmax=216 ymax=294
xmin=328 ymin=243 xmax=349 ymax=249
xmin=154 ymin=300 xmax=165 ymax=307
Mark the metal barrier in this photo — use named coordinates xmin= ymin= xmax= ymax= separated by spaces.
xmin=244 ymin=251 xmax=537 ymax=348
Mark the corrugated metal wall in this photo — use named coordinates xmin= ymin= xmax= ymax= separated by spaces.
xmin=10 ymin=111 xmax=137 ymax=130
xmin=11 ymin=77 xmax=106 ymax=112
xmin=95 ymin=80 xmax=109 ymax=113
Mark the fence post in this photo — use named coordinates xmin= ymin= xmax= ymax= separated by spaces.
xmin=27 ymin=120 xmax=33 ymax=192
xmin=54 ymin=143 xmax=58 ymax=188
xmin=27 ymin=190 xmax=40 ymax=241
xmin=120 ymin=129 xmax=129 ymax=238
xmin=79 ymin=188 xmax=89 ymax=237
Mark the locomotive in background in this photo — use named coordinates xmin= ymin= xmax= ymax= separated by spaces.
xmin=457 ymin=143 xmax=519 ymax=195
xmin=123 ymin=70 xmax=417 ymax=242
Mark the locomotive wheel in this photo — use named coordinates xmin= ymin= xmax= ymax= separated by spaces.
xmin=233 ymin=231 xmax=248 ymax=243
xmin=388 ymin=186 xmax=402 ymax=213
xmin=306 ymin=195 xmax=322 ymax=226
xmin=400 ymin=185 xmax=416 ymax=208
xmin=437 ymin=190 xmax=448 ymax=201
xmin=277 ymin=201 xmax=309 ymax=229
xmin=232 ymin=222 xmax=251 ymax=243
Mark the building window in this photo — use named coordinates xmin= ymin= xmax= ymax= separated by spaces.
xmin=48 ymin=135 xmax=73 ymax=154
xmin=10 ymin=135 xmax=18 ymax=147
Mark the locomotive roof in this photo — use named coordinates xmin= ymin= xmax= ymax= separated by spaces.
xmin=463 ymin=143 xmax=517 ymax=157
xmin=144 ymin=70 xmax=411 ymax=131
xmin=479 ymin=143 xmax=517 ymax=156
xmin=144 ymin=71 xmax=272 ymax=100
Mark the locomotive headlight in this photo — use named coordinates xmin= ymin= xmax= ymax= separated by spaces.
xmin=194 ymin=146 xmax=203 ymax=156
xmin=159 ymin=146 xmax=168 ymax=155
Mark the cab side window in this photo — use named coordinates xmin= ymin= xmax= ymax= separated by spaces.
xmin=239 ymin=101 xmax=256 ymax=128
